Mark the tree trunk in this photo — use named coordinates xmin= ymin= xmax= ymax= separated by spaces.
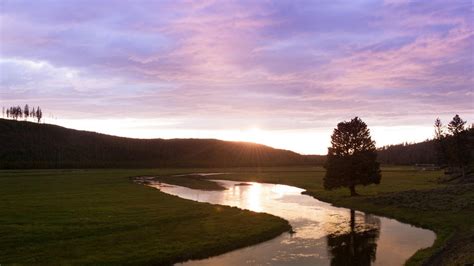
xmin=349 ymin=185 xmax=359 ymax=196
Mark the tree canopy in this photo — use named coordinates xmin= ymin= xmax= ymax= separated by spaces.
xmin=435 ymin=114 xmax=473 ymax=180
xmin=324 ymin=117 xmax=381 ymax=196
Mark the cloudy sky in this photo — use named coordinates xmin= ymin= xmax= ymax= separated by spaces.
xmin=0 ymin=0 xmax=472 ymax=154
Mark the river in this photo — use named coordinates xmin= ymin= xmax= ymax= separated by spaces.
xmin=147 ymin=179 xmax=435 ymax=265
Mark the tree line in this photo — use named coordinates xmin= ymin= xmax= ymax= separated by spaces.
xmin=2 ymin=105 xmax=43 ymax=123
xmin=433 ymin=114 xmax=473 ymax=180
xmin=323 ymin=115 xmax=472 ymax=196
xmin=377 ymin=140 xmax=436 ymax=165
xmin=376 ymin=115 xmax=473 ymax=167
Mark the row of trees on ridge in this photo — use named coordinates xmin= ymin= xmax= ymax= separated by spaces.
xmin=2 ymin=105 xmax=43 ymax=123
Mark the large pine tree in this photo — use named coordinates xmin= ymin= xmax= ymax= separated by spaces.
xmin=324 ymin=117 xmax=381 ymax=196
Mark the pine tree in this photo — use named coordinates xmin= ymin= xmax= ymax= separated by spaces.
xmin=36 ymin=107 xmax=42 ymax=123
xmin=446 ymin=115 xmax=469 ymax=178
xmin=434 ymin=118 xmax=446 ymax=165
xmin=448 ymin=114 xmax=466 ymax=135
xmin=324 ymin=117 xmax=381 ymax=196
xmin=434 ymin=118 xmax=444 ymax=139
xmin=24 ymin=104 xmax=30 ymax=120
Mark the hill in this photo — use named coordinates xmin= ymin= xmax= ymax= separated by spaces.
xmin=377 ymin=140 xmax=437 ymax=165
xmin=0 ymin=119 xmax=316 ymax=169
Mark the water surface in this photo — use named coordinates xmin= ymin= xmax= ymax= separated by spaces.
xmin=148 ymin=180 xmax=435 ymax=265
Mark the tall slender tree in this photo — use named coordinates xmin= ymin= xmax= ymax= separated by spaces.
xmin=434 ymin=118 xmax=444 ymax=139
xmin=324 ymin=117 xmax=381 ymax=196
xmin=446 ymin=115 xmax=469 ymax=178
xmin=434 ymin=115 xmax=472 ymax=180
xmin=24 ymin=104 xmax=30 ymax=120
xmin=434 ymin=118 xmax=446 ymax=166
xmin=17 ymin=106 xmax=22 ymax=120
xmin=36 ymin=107 xmax=42 ymax=123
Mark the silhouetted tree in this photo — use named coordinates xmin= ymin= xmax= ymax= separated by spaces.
xmin=434 ymin=115 xmax=472 ymax=180
xmin=8 ymin=106 xmax=23 ymax=120
xmin=434 ymin=118 xmax=444 ymax=139
xmin=24 ymin=104 xmax=30 ymax=120
xmin=36 ymin=107 xmax=42 ymax=123
xmin=446 ymin=115 xmax=470 ymax=178
xmin=433 ymin=118 xmax=446 ymax=166
xmin=324 ymin=117 xmax=381 ymax=196
xmin=448 ymin=114 xmax=466 ymax=135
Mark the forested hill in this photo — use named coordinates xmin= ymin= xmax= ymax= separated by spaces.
xmin=377 ymin=127 xmax=473 ymax=165
xmin=0 ymin=119 xmax=316 ymax=169
xmin=377 ymin=140 xmax=436 ymax=165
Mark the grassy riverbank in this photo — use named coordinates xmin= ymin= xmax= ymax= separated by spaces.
xmin=192 ymin=166 xmax=473 ymax=266
xmin=150 ymin=174 xmax=227 ymax=190
xmin=0 ymin=169 xmax=290 ymax=264
xmin=1 ymin=167 xmax=472 ymax=265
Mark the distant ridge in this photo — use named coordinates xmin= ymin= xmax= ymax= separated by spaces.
xmin=0 ymin=119 xmax=318 ymax=169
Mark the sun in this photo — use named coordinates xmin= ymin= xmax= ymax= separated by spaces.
xmin=241 ymin=127 xmax=265 ymax=144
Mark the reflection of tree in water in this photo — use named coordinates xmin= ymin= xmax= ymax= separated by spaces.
xmin=326 ymin=209 xmax=381 ymax=266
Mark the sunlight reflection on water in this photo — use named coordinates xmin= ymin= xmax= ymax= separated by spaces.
xmin=148 ymin=180 xmax=435 ymax=266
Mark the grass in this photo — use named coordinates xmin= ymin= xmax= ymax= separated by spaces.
xmin=0 ymin=169 xmax=290 ymax=265
xmin=1 ymin=166 xmax=472 ymax=265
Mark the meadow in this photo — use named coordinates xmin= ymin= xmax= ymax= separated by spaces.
xmin=0 ymin=169 xmax=290 ymax=264
xmin=1 ymin=167 xmax=472 ymax=265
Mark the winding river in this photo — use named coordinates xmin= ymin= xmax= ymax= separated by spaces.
xmin=147 ymin=179 xmax=435 ymax=265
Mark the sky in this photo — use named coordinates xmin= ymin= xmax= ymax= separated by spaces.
xmin=0 ymin=0 xmax=472 ymax=154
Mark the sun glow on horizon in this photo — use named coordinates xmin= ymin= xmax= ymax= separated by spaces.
xmin=240 ymin=127 xmax=265 ymax=144
xmin=47 ymin=118 xmax=437 ymax=155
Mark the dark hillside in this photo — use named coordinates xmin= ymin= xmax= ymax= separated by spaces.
xmin=0 ymin=119 xmax=314 ymax=169
xmin=377 ymin=140 xmax=437 ymax=165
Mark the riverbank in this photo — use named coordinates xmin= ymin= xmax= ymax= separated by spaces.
xmin=148 ymin=178 xmax=435 ymax=265
xmin=2 ymin=167 xmax=471 ymax=265
xmin=189 ymin=166 xmax=473 ymax=265
xmin=134 ymin=174 xmax=227 ymax=191
xmin=0 ymin=169 xmax=290 ymax=264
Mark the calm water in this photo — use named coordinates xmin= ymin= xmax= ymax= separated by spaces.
xmin=148 ymin=179 xmax=435 ymax=266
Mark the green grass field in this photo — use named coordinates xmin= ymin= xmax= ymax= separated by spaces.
xmin=0 ymin=169 xmax=290 ymax=264
xmin=1 ymin=167 xmax=472 ymax=265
